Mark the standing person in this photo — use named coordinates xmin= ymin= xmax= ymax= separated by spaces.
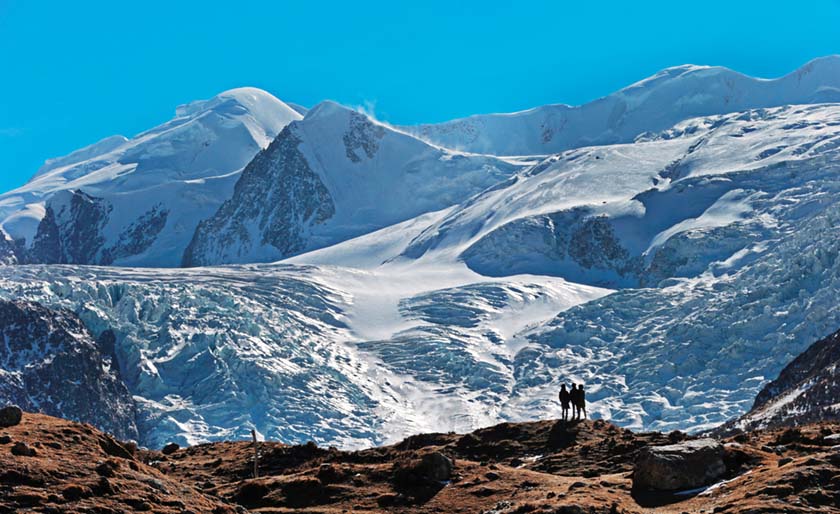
xmin=558 ymin=384 xmax=571 ymax=421
xmin=570 ymin=384 xmax=580 ymax=419
xmin=578 ymin=384 xmax=587 ymax=420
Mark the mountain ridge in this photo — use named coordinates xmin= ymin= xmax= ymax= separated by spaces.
xmin=402 ymin=55 xmax=840 ymax=156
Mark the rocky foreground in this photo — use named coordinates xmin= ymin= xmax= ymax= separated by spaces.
xmin=1 ymin=410 xmax=840 ymax=513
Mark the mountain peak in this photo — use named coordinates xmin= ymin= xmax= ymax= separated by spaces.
xmin=174 ymin=86 xmax=298 ymax=121
xmin=304 ymin=100 xmax=360 ymax=123
xmin=791 ymin=54 xmax=840 ymax=81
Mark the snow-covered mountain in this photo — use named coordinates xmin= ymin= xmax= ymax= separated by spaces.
xmin=2 ymin=59 xmax=840 ymax=448
xmin=404 ymin=56 xmax=840 ymax=156
xmin=4 ymin=101 xmax=840 ymax=447
xmin=0 ymin=87 xmax=301 ymax=266
xmin=0 ymin=299 xmax=137 ymax=440
xmin=183 ymin=101 xmax=522 ymax=266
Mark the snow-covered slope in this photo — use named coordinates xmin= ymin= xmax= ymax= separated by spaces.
xmin=0 ymin=87 xmax=301 ymax=266
xmin=0 ymin=299 xmax=137 ymax=440
xmin=183 ymin=102 xmax=522 ymax=266
xmin=403 ymin=56 xmax=840 ymax=156
xmin=405 ymin=104 xmax=840 ymax=288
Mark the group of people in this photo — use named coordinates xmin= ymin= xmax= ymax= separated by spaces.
xmin=558 ymin=383 xmax=586 ymax=421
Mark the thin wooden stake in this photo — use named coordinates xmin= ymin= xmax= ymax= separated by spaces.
xmin=251 ymin=428 xmax=259 ymax=479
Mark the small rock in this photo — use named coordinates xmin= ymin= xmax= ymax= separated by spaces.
xmin=472 ymin=486 xmax=497 ymax=497
xmin=62 ymin=484 xmax=91 ymax=501
xmin=162 ymin=442 xmax=180 ymax=455
xmin=776 ymin=428 xmax=801 ymax=445
xmin=778 ymin=457 xmax=793 ymax=466
xmin=317 ymin=463 xmax=346 ymax=484
xmin=0 ymin=434 xmax=11 ymax=444
xmin=0 ymin=405 xmax=23 ymax=428
xmin=234 ymin=481 xmax=270 ymax=506
xmin=96 ymin=460 xmax=119 ymax=477
xmin=484 ymin=471 xmax=501 ymax=481
xmin=376 ymin=493 xmax=400 ymax=507
xmin=282 ymin=477 xmax=324 ymax=508
xmin=11 ymin=441 xmax=36 ymax=457
xmin=92 ymin=476 xmax=116 ymax=496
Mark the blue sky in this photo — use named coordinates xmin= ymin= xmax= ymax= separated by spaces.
xmin=1 ymin=0 xmax=839 ymax=193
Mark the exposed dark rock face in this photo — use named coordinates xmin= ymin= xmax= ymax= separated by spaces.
xmin=0 ymin=232 xmax=19 ymax=265
xmin=183 ymin=126 xmax=335 ymax=266
xmin=343 ymin=110 xmax=385 ymax=162
xmin=721 ymin=328 xmax=840 ymax=432
xmin=29 ymin=190 xmax=111 ymax=264
xmin=25 ymin=190 xmax=168 ymax=265
xmin=0 ymin=300 xmax=137 ymax=440
xmin=101 ymin=205 xmax=168 ymax=265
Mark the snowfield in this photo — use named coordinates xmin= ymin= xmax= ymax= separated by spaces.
xmin=1 ymin=59 xmax=840 ymax=448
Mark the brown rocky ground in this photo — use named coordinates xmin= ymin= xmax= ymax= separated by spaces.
xmin=2 ymin=411 xmax=840 ymax=513
xmin=0 ymin=412 xmax=236 ymax=513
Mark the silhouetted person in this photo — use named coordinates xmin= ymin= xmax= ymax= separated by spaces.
xmin=570 ymin=384 xmax=580 ymax=419
xmin=577 ymin=385 xmax=587 ymax=419
xmin=558 ymin=384 xmax=571 ymax=421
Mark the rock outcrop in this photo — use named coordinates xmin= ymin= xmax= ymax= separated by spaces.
xmin=0 ymin=230 xmax=19 ymax=265
xmin=0 ymin=300 xmax=137 ymax=440
xmin=720 ymin=327 xmax=840 ymax=433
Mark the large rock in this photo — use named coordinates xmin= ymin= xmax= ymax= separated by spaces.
xmin=420 ymin=452 xmax=454 ymax=482
xmin=0 ymin=405 xmax=22 ymax=427
xmin=633 ymin=438 xmax=726 ymax=491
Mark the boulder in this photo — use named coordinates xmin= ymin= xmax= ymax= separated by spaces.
xmin=421 ymin=452 xmax=454 ymax=482
xmin=0 ymin=405 xmax=23 ymax=427
xmin=633 ymin=438 xmax=726 ymax=491
xmin=161 ymin=442 xmax=180 ymax=455
xmin=11 ymin=441 xmax=36 ymax=457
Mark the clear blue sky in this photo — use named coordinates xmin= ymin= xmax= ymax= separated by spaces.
xmin=1 ymin=0 xmax=839 ymax=193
